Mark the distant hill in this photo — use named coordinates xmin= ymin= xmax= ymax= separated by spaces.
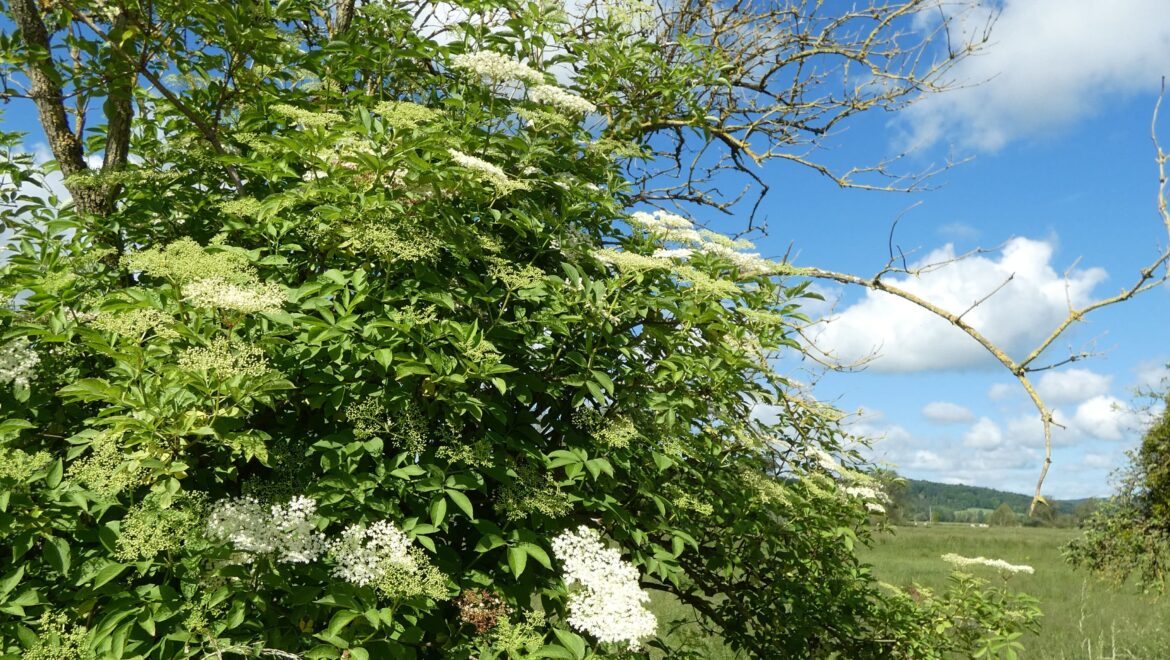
xmin=898 ymin=479 xmax=1102 ymax=523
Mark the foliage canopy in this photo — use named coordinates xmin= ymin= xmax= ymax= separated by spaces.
xmin=0 ymin=0 xmax=1037 ymax=657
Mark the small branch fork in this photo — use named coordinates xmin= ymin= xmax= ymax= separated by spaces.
xmin=799 ymin=84 xmax=1170 ymax=512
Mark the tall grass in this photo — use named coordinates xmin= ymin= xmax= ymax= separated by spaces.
xmin=648 ymin=525 xmax=1170 ymax=658
xmin=861 ymin=525 xmax=1170 ymax=659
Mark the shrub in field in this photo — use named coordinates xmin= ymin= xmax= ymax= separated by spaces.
xmin=0 ymin=0 xmax=1038 ymax=657
xmin=1066 ymin=389 xmax=1170 ymax=592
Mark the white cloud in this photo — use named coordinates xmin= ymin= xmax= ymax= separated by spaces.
xmin=964 ymin=417 xmax=1004 ymax=449
xmin=1082 ymin=452 xmax=1114 ymax=469
xmin=902 ymin=0 xmax=1170 ymax=152
xmin=1006 ymin=410 xmax=1079 ymax=448
xmin=1036 ymin=368 xmax=1113 ymax=405
xmin=922 ymin=401 xmax=975 ymax=424
xmin=987 ymin=382 xmax=1016 ymax=401
xmin=1134 ymin=359 xmax=1169 ymax=390
xmin=810 ymin=238 xmax=1106 ymax=372
xmin=1072 ymin=395 xmax=1144 ymax=441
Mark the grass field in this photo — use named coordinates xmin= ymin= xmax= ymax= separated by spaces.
xmin=861 ymin=525 xmax=1170 ymax=659
xmin=650 ymin=525 xmax=1170 ymax=658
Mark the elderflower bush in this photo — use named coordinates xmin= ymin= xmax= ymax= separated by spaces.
xmin=0 ymin=0 xmax=1035 ymax=658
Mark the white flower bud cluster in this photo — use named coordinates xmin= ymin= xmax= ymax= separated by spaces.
xmin=842 ymin=485 xmax=888 ymax=514
xmin=551 ymin=526 xmax=657 ymax=650
xmin=448 ymin=149 xmax=508 ymax=181
xmin=628 ymin=210 xmax=776 ymax=275
xmin=327 ymin=521 xmax=415 ymax=586
xmin=205 ymin=496 xmax=327 ymax=564
xmin=528 ymin=84 xmax=597 ymax=115
xmin=450 ymin=51 xmax=544 ymax=86
xmin=0 ymin=337 xmax=39 ymax=389
xmin=807 ymin=446 xmax=843 ymax=474
xmin=941 ymin=553 xmax=1035 ymax=575
xmin=185 ymin=277 xmax=286 ymax=314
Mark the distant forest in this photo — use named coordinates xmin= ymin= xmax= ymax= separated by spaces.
xmin=887 ymin=478 xmax=1104 ymax=527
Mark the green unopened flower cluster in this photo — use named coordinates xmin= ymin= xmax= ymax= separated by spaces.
xmin=0 ymin=447 xmax=52 ymax=484
xmin=487 ymin=257 xmax=545 ymax=290
xmin=739 ymin=467 xmax=789 ymax=507
xmin=178 ymin=337 xmax=271 ymax=378
xmin=22 ymin=611 xmax=89 ymax=660
xmin=271 ymin=103 xmax=343 ymax=128
xmin=483 ymin=610 xmax=546 ymax=655
xmin=67 ymin=433 xmax=144 ymax=499
xmin=375 ymin=101 xmax=442 ymax=129
xmin=498 ymin=465 xmax=572 ymax=521
xmin=125 ymin=239 xmax=286 ymax=315
xmin=116 ymin=491 xmax=206 ymax=561
xmin=573 ymin=409 xmax=638 ymax=449
xmin=344 ymin=220 xmax=439 ymax=263
xmin=376 ymin=547 xmax=450 ymax=601
xmin=124 ymin=238 xmax=250 ymax=284
xmin=93 ymin=307 xmax=177 ymax=339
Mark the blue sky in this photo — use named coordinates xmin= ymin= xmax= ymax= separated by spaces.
xmin=753 ymin=0 xmax=1170 ymax=499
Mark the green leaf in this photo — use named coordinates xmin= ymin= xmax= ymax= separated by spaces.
xmin=475 ymin=534 xmax=506 ymax=553
xmin=521 ymin=542 xmax=552 ymax=570
xmin=507 ymin=546 xmax=528 ymax=577
xmin=590 ymin=369 xmax=615 ymax=395
xmin=446 ymin=489 xmax=474 ymax=519
xmin=326 ymin=610 xmax=359 ymax=637
xmin=429 ymin=496 xmax=448 ymax=527
xmin=89 ymin=563 xmax=128 ymax=589
xmin=537 ymin=646 xmax=576 ymax=659
xmin=0 ymin=565 xmax=23 ymax=603
xmin=552 ymin=629 xmax=588 ymax=660
xmin=45 ymin=536 xmax=71 ymax=575
xmin=372 ymin=348 xmax=394 ymax=369
xmin=44 ymin=458 xmax=63 ymax=488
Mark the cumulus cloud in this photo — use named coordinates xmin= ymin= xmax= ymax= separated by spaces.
xmin=1072 ymin=395 xmax=1145 ymax=441
xmin=902 ymin=0 xmax=1170 ymax=152
xmin=964 ymin=417 xmax=1004 ymax=449
xmin=810 ymin=238 xmax=1106 ymax=371
xmin=922 ymin=401 xmax=975 ymax=424
xmin=987 ymin=382 xmax=1016 ymax=401
xmin=1134 ymin=359 xmax=1170 ymax=390
xmin=1036 ymin=368 xmax=1113 ymax=405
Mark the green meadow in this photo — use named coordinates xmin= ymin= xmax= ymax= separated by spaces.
xmin=651 ymin=525 xmax=1170 ymax=658
xmin=861 ymin=525 xmax=1170 ymax=659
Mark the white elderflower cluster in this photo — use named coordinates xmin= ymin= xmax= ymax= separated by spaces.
xmin=205 ymin=495 xmax=326 ymax=564
xmin=628 ymin=210 xmax=776 ymax=275
xmin=0 ymin=337 xmax=39 ymax=389
xmin=551 ymin=526 xmax=657 ymax=650
xmin=327 ymin=520 xmax=414 ymax=587
xmin=807 ymin=447 xmax=843 ymax=474
xmin=842 ymin=484 xmax=888 ymax=513
xmin=450 ymin=50 xmax=544 ymax=86
xmin=941 ymin=553 xmax=1035 ymax=575
xmin=448 ymin=149 xmax=526 ymax=193
xmin=528 ymin=84 xmax=597 ymax=115
xmin=184 ymin=277 xmax=286 ymax=314
xmin=448 ymin=149 xmax=507 ymax=180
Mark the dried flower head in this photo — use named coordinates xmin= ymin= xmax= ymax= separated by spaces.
xmin=457 ymin=588 xmax=509 ymax=633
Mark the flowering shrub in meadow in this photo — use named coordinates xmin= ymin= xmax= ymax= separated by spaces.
xmin=0 ymin=0 xmax=1038 ymax=657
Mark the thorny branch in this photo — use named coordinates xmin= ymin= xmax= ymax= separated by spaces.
xmin=800 ymin=85 xmax=1170 ymax=512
